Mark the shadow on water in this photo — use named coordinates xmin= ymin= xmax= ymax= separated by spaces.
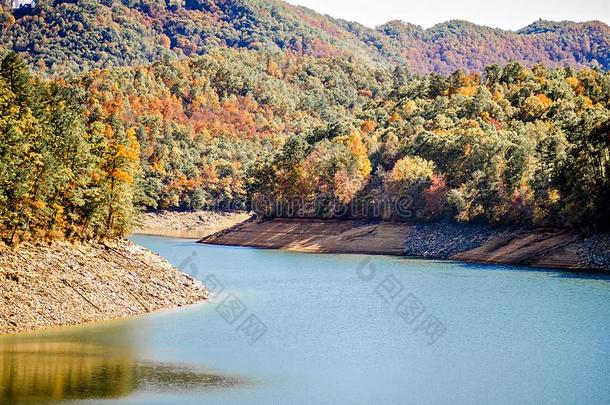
xmin=0 ymin=330 xmax=238 ymax=405
xmin=398 ymin=256 xmax=610 ymax=280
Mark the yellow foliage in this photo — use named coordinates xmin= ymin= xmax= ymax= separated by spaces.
xmin=535 ymin=93 xmax=552 ymax=107
xmin=566 ymin=76 xmax=584 ymax=94
xmin=160 ymin=35 xmax=171 ymax=49
xmin=104 ymin=124 xmax=114 ymax=139
xmin=151 ymin=160 xmax=166 ymax=174
xmin=460 ymin=119 xmax=480 ymax=129
xmin=334 ymin=169 xmax=364 ymax=204
xmin=267 ymin=60 xmax=281 ymax=78
xmin=346 ymin=131 xmax=372 ymax=177
xmin=116 ymin=144 xmax=138 ymax=160
xmin=457 ymin=85 xmax=478 ymax=97
xmin=389 ymin=112 xmax=402 ymax=123
xmin=116 ymin=129 xmax=140 ymax=160
xmin=524 ymin=94 xmax=552 ymax=116
xmin=388 ymin=156 xmax=435 ymax=188
xmin=33 ymin=200 xmax=46 ymax=210
xmin=111 ymin=169 xmax=134 ymax=184
xmin=548 ymin=189 xmax=560 ymax=204
xmin=3 ymin=13 xmax=15 ymax=27
xmin=51 ymin=204 xmax=67 ymax=236
xmin=402 ymin=100 xmax=417 ymax=115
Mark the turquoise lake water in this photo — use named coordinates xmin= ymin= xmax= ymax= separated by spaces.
xmin=1 ymin=234 xmax=610 ymax=404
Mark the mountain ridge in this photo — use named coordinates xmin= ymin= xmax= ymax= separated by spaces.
xmin=0 ymin=0 xmax=608 ymax=74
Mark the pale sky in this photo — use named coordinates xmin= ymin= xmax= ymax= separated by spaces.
xmin=285 ymin=0 xmax=609 ymax=30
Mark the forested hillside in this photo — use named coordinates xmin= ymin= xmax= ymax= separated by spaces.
xmin=1 ymin=48 xmax=608 ymax=242
xmin=0 ymin=0 xmax=608 ymax=75
xmin=0 ymin=52 xmax=140 ymax=241
xmin=75 ymin=49 xmax=389 ymax=211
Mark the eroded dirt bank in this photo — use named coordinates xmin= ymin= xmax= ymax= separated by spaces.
xmin=134 ymin=210 xmax=251 ymax=239
xmin=406 ymin=222 xmax=609 ymax=270
xmin=202 ymin=218 xmax=610 ymax=271
xmin=0 ymin=240 xmax=207 ymax=335
xmin=201 ymin=218 xmax=407 ymax=255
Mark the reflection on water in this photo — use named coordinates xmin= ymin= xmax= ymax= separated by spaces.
xmin=4 ymin=236 xmax=610 ymax=405
xmin=0 ymin=336 xmax=237 ymax=405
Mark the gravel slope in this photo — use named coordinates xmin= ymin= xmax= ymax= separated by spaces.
xmin=134 ymin=211 xmax=251 ymax=239
xmin=203 ymin=218 xmax=610 ymax=272
xmin=0 ymin=239 xmax=207 ymax=335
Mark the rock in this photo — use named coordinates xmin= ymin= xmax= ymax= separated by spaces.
xmin=134 ymin=210 xmax=251 ymax=239
xmin=0 ymin=239 xmax=208 ymax=335
xmin=580 ymin=233 xmax=610 ymax=270
xmin=404 ymin=221 xmax=513 ymax=259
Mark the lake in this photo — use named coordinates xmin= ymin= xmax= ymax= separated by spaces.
xmin=1 ymin=235 xmax=610 ymax=404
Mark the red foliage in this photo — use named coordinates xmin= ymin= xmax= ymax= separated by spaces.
xmin=422 ymin=175 xmax=449 ymax=218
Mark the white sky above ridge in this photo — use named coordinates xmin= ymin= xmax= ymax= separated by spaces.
xmin=284 ymin=0 xmax=609 ymax=30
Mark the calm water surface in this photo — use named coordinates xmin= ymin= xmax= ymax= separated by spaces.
xmin=1 ymin=235 xmax=610 ymax=404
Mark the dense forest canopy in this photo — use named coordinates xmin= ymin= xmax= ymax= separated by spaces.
xmin=1 ymin=47 xmax=609 ymax=242
xmin=0 ymin=0 xmax=608 ymax=242
xmin=0 ymin=52 xmax=140 ymax=241
xmin=0 ymin=0 xmax=608 ymax=75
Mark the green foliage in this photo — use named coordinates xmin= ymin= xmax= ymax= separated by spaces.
xmin=0 ymin=2 xmax=609 ymax=76
xmin=0 ymin=52 xmax=140 ymax=241
xmin=387 ymin=156 xmax=435 ymax=189
xmin=71 ymin=49 xmax=387 ymax=212
xmin=245 ymin=58 xmax=610 ymax=228
xmin=1 ymin=49 xmax=609 ymax=241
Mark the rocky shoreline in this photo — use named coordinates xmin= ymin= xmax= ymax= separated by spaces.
xmin=134 ymin=210 xmax=251 ymax=239
xmin=202 ymin=218 xmax=610 ymax=272
xmin=5 ymin=213 xmax=600 ymax=337
xmin=403 ymin=221 xmax=515 ymax=259
xmin=131 ymin=210 xmax=609 ymax=271
xmin=408 ymin=222 xmax=610 ymax=271
xmin=0 ymin=239 xmax=208 ymax=335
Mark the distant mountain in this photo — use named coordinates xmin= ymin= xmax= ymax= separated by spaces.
xmin=1 ymin=0 xmax=608 ymax=74
xmin=373 ymin=19 xmax=610 ymax=73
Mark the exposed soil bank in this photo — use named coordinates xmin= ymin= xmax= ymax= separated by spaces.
xmin=134 ymin=210 xmax=251 ymax=239
xmin=406 ymin=222 xmax=609 ymax=271
xmin=202 ymin=218 xmax=610 ymax=272
xmin=201 ymin=218 xmax=407 ymax=255
xmin=0 ymin=240 xmax=207 ymax=335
